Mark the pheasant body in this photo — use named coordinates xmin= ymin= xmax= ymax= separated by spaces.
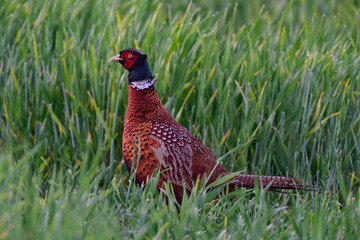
xmin=109 ymin=48 xmax=312 ymax=203
xmin=122 ymin=85 xmax=227 ymax=201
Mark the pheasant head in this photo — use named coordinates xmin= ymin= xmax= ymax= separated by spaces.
xmin=109 ymin=48 xmax=155 ymax=90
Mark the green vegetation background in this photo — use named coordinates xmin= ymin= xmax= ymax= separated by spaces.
xmin=0 ymin=0 xmax=359 ymax=238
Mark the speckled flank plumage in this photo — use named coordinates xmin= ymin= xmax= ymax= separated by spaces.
xmin=112 ymin=48 xmax=314 ymax=204
xmin=122 ymin=86 xmax=163 ymax=184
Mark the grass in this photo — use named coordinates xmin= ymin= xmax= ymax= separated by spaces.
xmin=1 ymin=0 xmax=360 ymax=238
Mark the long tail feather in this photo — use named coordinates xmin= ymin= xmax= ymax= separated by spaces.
xmin=232 ymin=174 xmax=316 ymax=191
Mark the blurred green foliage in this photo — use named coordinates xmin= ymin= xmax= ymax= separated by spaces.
xmin=0 ymin=0 xmax=359 ymax=239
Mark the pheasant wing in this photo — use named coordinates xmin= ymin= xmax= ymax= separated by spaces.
xmin=149 ymin=120 xmax=194 ymax=191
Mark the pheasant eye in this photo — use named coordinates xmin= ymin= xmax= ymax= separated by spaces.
xmin=127 ymin=54 xmax=132 ymax=58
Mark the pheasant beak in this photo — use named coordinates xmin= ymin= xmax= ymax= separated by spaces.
xmin=108 ymin=54 xmax=123 ymax=63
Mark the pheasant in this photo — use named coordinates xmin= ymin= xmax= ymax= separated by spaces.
xmin=109 ymin=48 xmax=313 ymax=203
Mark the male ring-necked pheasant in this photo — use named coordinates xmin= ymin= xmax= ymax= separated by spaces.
xmin=109 ymin=48 xmax=313 ymax=203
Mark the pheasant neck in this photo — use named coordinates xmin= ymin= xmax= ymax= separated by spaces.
xmin=129 ymin=77 xmax=156 ymax=90
xmin=128 ymin=62 xmax=155 ymax=90
xmin=126 ymin=85 xmax=166 ymax=122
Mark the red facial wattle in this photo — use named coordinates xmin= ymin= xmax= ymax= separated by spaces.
xmin=121 ymin=51 xmax=138 ymax=69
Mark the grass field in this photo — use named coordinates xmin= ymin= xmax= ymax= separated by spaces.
xmin=1 ymin=0 xmax=360 ymax=238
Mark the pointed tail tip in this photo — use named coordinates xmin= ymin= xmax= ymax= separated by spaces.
xmin=285 ymin=177 xmax=319 ymax=191
xmin=292 ymin=178 xmax=303 ymax=184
